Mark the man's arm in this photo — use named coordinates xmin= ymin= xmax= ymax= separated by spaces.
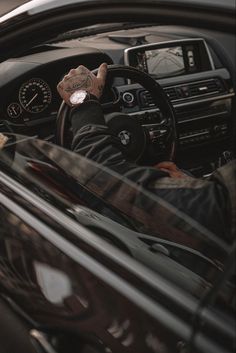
xmin=56 ymin=64 xmax=235 ymax=238
xmin=57 ymin=64 xmax=179 ymax=180
xmin=70 ymin=101 xmax=130 ymax=169
xmin=57 ymin=63 xmax=140 ymax=170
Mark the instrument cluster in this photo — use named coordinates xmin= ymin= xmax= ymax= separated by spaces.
xmin=5 ymin=77 xmax=56 ymax=123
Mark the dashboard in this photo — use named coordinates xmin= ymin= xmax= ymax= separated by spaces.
xmin=0 ymin=24 xmax=235 ymax=176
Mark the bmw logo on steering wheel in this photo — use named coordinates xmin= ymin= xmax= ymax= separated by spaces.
xmin=118 ymin=130 xmax=132 ymax=146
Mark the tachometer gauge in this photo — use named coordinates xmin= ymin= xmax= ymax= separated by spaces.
xmin=19 ymin=78 xmax=52 ymax=113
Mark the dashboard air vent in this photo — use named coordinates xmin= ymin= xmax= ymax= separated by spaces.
xmin=163 ymin=87 xmax=179 ymax=100
xmin=139 ymin=78 xmax=226 ymax=108
xmin=188 ymin=79 xmax=225 ymax=97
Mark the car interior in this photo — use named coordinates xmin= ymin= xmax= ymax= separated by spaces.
xmin=0 ymin=11 xmax=235 ymax=353
xmin=0 ymin=22 xmax=235 ymax=177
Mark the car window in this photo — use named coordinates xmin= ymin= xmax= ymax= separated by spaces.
xmin=0 ymin=133 xmax=231 ymax=301
xmin=211 ymin=252 xmax=236 ymax=318
xmin=191 ymin=249 xmax=236 ymax=353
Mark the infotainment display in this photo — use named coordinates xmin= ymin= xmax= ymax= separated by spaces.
xmin=125 ymin=39 xmax=213 ymax=79
xmin=138 ymin=46 xmax=185 ymax=77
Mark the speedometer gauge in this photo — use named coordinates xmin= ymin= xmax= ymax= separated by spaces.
xmin=19 ymin=78 xmax=52 ymax=113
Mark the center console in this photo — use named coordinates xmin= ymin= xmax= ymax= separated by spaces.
xmin=116 ymin=39 xmax=235 ymax=175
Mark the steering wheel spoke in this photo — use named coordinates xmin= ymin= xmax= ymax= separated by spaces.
xmin=101 ymin=99 xmax=121 ymax=114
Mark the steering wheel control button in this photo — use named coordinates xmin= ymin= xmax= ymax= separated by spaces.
xmin=118 ymin=130 xmax=131 ymax=146
xmin=123 ymin=92 xmax=134 ymax=103
xmin=122 ymin=92 xmax=135 ymax=107
xmin=7 ymin=103 xmax=22 ymax=118
xmin=149 ymin=128 xmax=167 ymax=141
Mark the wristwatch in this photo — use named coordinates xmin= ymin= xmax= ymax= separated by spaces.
xmin=69 ymin=89 xmax=97 ymax=106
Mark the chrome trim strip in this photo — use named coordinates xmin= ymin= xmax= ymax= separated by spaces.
xmin=128 ymin=108 xmax=160 ymax=115
xmin=142 ymin=122 xmax=166 ymax=128
xmin=203 ymin=39 xmax=215 ymax=70
xmin=203 ymin=173 xmax=213 ymax=178
xmin=179 ymin=131 xmax=209 ymax=140
xmin=178 ymin=111 xmax=229 ymax=124
xmin=30 ymin=330 xmax=57 ymax=353
xmin=174 ymin=92 xmax=234 ymax=107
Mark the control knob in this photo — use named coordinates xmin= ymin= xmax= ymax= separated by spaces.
xmin=122 ymin=92 xmax=134 ymax=104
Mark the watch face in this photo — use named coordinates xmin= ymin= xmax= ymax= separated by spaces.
xmin=69 ymin=90 xmax=88 ymax=105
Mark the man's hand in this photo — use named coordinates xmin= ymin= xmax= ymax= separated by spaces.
xmin=155 ymin=161 xmax=190 ymax=179
xmin=0 ymin=133 xmax=8 ymax=149
xmin=57 ymin=63 xmax=107 ymax=106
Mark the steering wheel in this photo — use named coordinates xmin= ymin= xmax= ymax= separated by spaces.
xmin=56 ymin=64 xmax=177 ymax=162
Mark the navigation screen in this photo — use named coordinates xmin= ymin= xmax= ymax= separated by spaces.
xmin=138 ymin=46 xmax=185 ymax=78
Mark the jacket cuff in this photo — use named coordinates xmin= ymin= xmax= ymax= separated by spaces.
xmin=70 ymin=100 xmax=105 ymax=134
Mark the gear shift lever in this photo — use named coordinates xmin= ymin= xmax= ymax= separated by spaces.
xmin=217 ymin=150 xmax=234 ymax=167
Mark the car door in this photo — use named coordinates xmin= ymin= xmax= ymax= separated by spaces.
xmin=0 ymin=167 xmax=202 ymax=353
xmin=189 ymin=245 xmax=236 ymax=353
xmin=0 ymin=135 xmax=234 ymax=353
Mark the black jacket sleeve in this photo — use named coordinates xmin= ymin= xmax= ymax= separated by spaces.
xmin=70 ymin=101 xmax=235 ymax=240
xmin=70 ymin=101 xmax=168 ymax=186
